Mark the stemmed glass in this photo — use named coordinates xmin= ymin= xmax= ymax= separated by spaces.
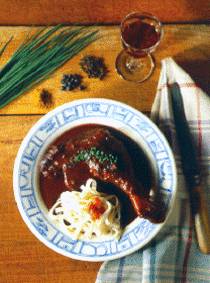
xmin=115 ymin=12 xmax=163 ymax=83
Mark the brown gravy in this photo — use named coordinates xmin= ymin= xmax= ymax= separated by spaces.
xmin=39 ymin=124 xmax=154 ymax=227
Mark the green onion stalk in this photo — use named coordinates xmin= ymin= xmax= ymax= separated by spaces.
xmin=0 ymin=25 xmax=98 ymax=109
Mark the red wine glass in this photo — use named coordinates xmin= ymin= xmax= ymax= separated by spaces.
xmin=116 ymin=12 xmax=163 ymax=83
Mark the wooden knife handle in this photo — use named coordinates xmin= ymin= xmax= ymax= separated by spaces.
xmin=194 ymin=185 xmax=210 ymax=254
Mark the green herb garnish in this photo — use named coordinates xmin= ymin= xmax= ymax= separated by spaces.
xmin=73 ymin=147 xmax=118 ymax=165
xmin=0 ymin=25 xmax=98 ymax=108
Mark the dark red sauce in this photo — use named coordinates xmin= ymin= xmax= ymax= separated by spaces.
xmin=39 ymin=124 xmax=164 ymax=226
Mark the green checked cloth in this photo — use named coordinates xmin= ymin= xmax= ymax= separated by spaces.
xmin=96 ymin=58 xmax=210 ymax=283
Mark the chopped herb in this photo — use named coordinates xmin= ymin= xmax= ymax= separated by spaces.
xmin=71 ymin=147 xmax=118 ymax=166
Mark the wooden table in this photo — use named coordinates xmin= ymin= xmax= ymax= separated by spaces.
xmin=0 ymin=24 xmax=209 ymax=283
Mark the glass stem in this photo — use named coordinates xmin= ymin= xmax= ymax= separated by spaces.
xmin=126 ymin=57 xmax=143 ymax=72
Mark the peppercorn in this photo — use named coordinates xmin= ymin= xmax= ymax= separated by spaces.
xmin=80 ymin=55 xmax=108 ymax=80
xmin=61 ymin=74 xmax=84 ymax=91
xmin=79 ymin=84 xmax=86 ymax=90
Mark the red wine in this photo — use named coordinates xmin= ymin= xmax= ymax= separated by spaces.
xmin=122 ymin=17 xmax=160 ymax=56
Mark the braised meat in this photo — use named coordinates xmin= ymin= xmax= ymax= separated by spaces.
xmin=40 ymin=127 xmax=164 ymax=223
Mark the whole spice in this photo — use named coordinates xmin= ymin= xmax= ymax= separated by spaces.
xmin=0 ymin=25 xmax=98 ymax=109
xmin=61 ymin=74 xmax=85 ymax=91
xmin=40 ymin=89 xmax=53 ymax=107
xmin=80 ymin=55 xmax=108 ymax=79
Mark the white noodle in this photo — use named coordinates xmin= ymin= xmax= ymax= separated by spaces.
xmin=48 ymin=178 xmax=122 ymax=240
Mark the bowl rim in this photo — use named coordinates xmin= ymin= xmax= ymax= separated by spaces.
xmin=13 ymin=98 xmax=177 ymax=261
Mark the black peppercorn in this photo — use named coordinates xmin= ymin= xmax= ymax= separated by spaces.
xmin=80 ymin=55 xmax=108 ymax=79
xmin=79 ymin=84 xmax=86 ymax=90
xmin=61 ymin=74 xmax=84 ymax=91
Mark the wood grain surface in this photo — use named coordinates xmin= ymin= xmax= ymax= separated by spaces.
xmin=0 ymin=115 xmax=101 ymax=283
xmin=0 ymin=0 xmax=209 ymax=25
xmin=0 ymin=24 xmax=209 ymax=283
xmin=0 ymin=25 xmax=209 ymax=115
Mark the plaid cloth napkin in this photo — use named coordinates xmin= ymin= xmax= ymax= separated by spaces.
xmin=96 ymin=57 xmax=210 ymax=283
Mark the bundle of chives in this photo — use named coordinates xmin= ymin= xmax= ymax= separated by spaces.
xmin=0 ymin=25 xmax=98 ymax=109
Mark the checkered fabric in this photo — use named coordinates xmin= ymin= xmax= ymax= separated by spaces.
xmin=96 ymin=58 xmax=210 ymax=283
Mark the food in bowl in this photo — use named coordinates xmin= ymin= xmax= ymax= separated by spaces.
xmin=48 ymin=178 xmax=122 ymax=240
xmin=39 ymin=124 xmax=166 ymax=240
xmin=14 ymin=98 xmax=177 ymax=261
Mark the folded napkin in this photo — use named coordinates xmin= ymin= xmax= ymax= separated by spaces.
xmin=96 ymin=58 xmax=210 ymax=283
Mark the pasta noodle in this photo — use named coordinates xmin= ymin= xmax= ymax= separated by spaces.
xmin=48 ymin=178 xmax=122 ymax=240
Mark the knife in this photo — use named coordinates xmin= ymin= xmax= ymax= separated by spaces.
xmin=170 ymin=83 xmax=210 ymax=254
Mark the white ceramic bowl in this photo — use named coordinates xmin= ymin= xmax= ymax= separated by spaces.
xmin=13 ymin=98 xmax=177 ymax=261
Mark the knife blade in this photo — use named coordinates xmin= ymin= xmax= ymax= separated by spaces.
xmin=170 ymin=82 xmax=210 ymax=254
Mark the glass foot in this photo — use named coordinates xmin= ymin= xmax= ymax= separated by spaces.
xmin=115 ymin=50 xmax=155 ymax=83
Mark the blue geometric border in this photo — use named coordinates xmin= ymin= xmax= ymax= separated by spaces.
xmin=15 ymin=99 xmax=176 ymax=261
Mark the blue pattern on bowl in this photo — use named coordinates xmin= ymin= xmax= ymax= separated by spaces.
xmin=14 ymin=99 xmax=176 ymax=261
